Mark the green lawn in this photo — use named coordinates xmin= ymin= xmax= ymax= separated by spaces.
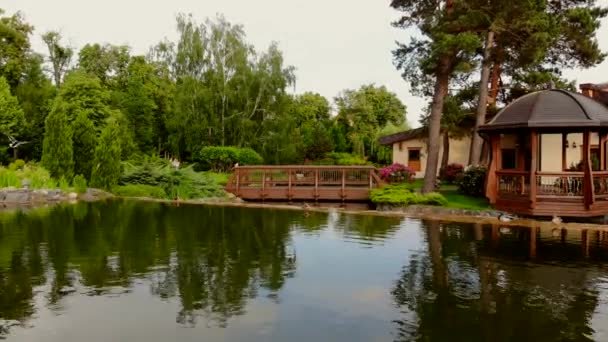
xmin=202 ymin=172 xmax=231 ymax=186
xmin=408 ymin=179 xmax=491 ymax=210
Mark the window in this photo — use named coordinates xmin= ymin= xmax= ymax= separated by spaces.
xmin=408 ymin=148 xmax=421 ymax=161
xmin=501 ymin=149 xmax=516 ymax=169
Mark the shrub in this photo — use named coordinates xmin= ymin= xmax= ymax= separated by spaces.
xmin=457 ymin=165 xmax=488 ymax=197
xmin=439 ymin=163 xmax=464 ymax=184
xmin=0 ymin=168 xmax=21 ymax=188
xmin=370 ymin=184 xmax=447 ymax=206
xmin=18 ymin=164 xmax=53 ymax=189
xmin=90 ymin=123 xmax=122 ymax=190
xmin=315 ymin=152 xmax=369 ymax=166
xmin=73 ymin=174 xmax=88 ymax=193
xmin=379 ymin=163 xmax=415 ymax=183
xmin=58 ymin=177 xmax=71 ymax=192
xmin=195 ymin=146 xmax=263 ymax=172
xmin=8 ymin=159 xmax=25 ymax=171
xmin=113 ymin=184 xmax=167 ymax=199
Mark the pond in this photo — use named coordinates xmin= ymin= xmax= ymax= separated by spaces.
xmin=1 ymin=200 xmax=608 ymax=341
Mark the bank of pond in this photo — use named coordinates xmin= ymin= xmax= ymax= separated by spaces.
xmin=0 ymin=200 xmax=607 ymax=341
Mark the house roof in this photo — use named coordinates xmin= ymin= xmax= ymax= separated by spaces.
xmin=378 ymin=127 xmax=426 ymax=145
xmin=478 ymin=89 xmax=608 ymax=132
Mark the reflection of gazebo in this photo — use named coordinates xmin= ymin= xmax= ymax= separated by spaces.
xmin=479 ymin=89 xmax=608 ymax=217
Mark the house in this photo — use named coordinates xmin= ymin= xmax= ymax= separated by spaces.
xmin=379 ymin=83 xmax=608 ymax=179
xmin=378 ymin=127 xmax=471 ymax=178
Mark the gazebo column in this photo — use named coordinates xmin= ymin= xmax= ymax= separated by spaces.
xmin=529 ymin=130 xmax=538 ymax=209
xmin=600 ymin=131 xmax=607 ymax=170
xmin=583 ymin=130 xmax=595 ymax=209
xmin=562 ymin=133 xmax=568 ymax=171
xmin=486 ymin=134 xmax=500 ymax=204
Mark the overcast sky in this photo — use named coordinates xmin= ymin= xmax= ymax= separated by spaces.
xmin=3 ymin=0 xmax=608 ymax=127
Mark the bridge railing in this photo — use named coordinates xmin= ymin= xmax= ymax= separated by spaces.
xmin=225 ymin=165 xmax=384 ymax=201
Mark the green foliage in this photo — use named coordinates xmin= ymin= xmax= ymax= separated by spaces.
xmin=315 ymin=152 xmax=369 ymax=166
xmin=0 ymin=76 xmax=25 ymax=137
xmin=58 ymin=177 xmax=71 ymax=192
xmin=334 ymin=84 xmax=407 ymax=162
xmin=0 ymin=168 xmax=21 ymax=188
xmin=0 ymin=10 xmax=34 ymax=91
xmin=457 ymin=166 xmax=488 ymax=197
xmin=90 ymin=122 xmax=122 ymax=190
xmin=73 ymin=174 xmax=88 ymax=193
xmin=113 ymin=184 xmax=167 ymax=199
xmin=119 ymin=157 xmax=224 ymax=199
xmin=370 ymin=184 xmax=447 ymax=206
xmin=41 ymin=31 xmax=73 ymax=87
xmin=196 ymin=146 xmax=263 ymax=172
xmin=58 ymin=71 xmax=112 ymax=126
xmin=72 ymin=112 xmax=97 ymax=180
xmin=8 ymin=159 xmax=25 ymax=171
xmin=16 ymin=163 xmax=53 ymax=189
xmin=42 ymin=100 xmax=73 ymax=180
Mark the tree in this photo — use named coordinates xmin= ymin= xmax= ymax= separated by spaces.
xmin=72 ymin=112 xmax=96 ymax=180
xmin=0 ymin=9 xmax=34 ymax=91
xmin=90 ymin=121 xmax=122 ymax=190
xmin=0 ymin=77 xmax=25 ymax=139
xmin=78 ymin=43 xmax=130 ymax=89
xmin=58 ymin=71 xmax=112 ymax=128
xmin=42 ymin=31 xmax=73 ymax=87
xmin=335 ymin=84 xmax=407 ymax=162
xmin=42 ymin=101 xmax=73 ymax=179
xmin=392 ymin=0 xmax=481 ymax=193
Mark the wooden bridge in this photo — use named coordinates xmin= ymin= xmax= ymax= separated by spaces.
xmin=225 ymin=166 xmax=384 ymax=201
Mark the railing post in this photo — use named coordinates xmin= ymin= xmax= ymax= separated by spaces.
xmin=236 ymin=167 xmax=240 ymax=197
xmin=261 ymin=169 xmax=266 ymax=201
xmin=341 ymin=168 xmax=346 ymax=201
xmin=288 ymin=168 xmax=292 ymax=201
xmin=314 ymin=169 xmax=319 ymax=201
xmin=369 ymin=169 xmax=373 ymax=189
xmin=529 ymin=130 xmax=538 ymax=209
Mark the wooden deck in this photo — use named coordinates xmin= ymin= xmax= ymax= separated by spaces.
xmin=225 ymin=166 xmax=384 ymax=201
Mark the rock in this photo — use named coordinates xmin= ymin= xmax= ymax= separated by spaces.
xmin=3 ymin=190 xmax=30 ymax=203
xmin=79 ymin=188 xmax=114 ymax=202
xmin=47 ymin=190 xmax=63 ymax=201
xmin=21 ymin=179 xmax=30 ymax=190
xmin=68 ymin=192 xmax=78 ymax=200
xmin=30 ymin=190 xmax=47 ymax=203
xmin=225 ymin=192 xmax=237 ymax=200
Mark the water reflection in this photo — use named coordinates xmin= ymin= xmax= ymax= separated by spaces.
xmin=393 ymin=221 xmax=606 ymax=341
xmin=1 ymin=202 xmax=608 ymax=341
xmin=0 ymin=201 xmax=298 ymax=329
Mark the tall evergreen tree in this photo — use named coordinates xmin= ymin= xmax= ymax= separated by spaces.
xmin=90 ymin=121 xmax=122 ymax=190
xmin=42 ymin=101 xmax=73 ymax=179
xmin=0 ymin=76 xmax=25 ymax=138
xmin=72 ymin=111 xmax=97 ymax=180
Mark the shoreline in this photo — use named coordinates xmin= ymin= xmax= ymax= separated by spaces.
xmin=117 ymin=196 xmax=608 ymax=231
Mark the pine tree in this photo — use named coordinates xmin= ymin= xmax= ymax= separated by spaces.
xmin=90 ymin=122 xmax=122 ymax=190
xmin=72 ymin=111 xmax=97 ymax=180
xmin=41 ymin=101 xmax=73 ymax=179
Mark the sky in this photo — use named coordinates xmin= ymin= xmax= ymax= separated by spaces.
xmin=3 ymin=0 xmax=608 ymax=128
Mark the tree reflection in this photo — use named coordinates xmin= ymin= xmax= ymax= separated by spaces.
xmin=392 ymin=221 xmax=601 ymax=342
xmin=0 ymin=201 xmax=297 ymax=328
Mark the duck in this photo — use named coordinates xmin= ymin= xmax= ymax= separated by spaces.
xmin=498 ymin=213 xmax=516 ymax=222
xmin=552 ymin=215 xmax=563 ymax=225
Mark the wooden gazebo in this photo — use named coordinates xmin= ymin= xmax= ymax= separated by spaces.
xmin=479 ymin=89 xmax=608 ymax=217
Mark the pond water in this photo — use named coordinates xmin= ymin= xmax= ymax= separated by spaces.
xmin=1 ymin=200 xmax=608 ymax=341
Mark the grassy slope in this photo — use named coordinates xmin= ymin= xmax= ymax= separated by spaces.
xmin=409 ymin=179 xmax=492 ymax=210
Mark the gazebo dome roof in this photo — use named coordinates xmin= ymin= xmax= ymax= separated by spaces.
xmin=479 ymin=89 xmax=608 ymax=132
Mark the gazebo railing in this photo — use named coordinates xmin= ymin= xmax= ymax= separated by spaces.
xmin=536 ymin=172 xmax=584 ymax=198
xmin=594 ymin=171 xmax=608 ymax=199
xmin=497 ymin=170 xmax=529 ymax=196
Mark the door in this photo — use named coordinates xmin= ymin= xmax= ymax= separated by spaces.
xmin=408 ymin=148 xmax=421 ymax=172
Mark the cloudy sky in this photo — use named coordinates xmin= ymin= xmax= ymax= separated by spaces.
xmin=3 ymin=0 xmax=608 ymax=127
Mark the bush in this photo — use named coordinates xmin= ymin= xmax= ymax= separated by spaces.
xmin=379 ymin=163 xmax=415 ymax=184
xmin=439 ymin=163 xmax=464 ymax=184
xmin=0 ymin=168 xmax=21 ymax=188
xmin=113 ymin=184 xmax=167 ymax=199
xmin=16 ymin=163 xmax=55 ymax=189
xmin=314 ymin=152 xmax=369 ymax=166
xmin=370 ymin=184 xmax=447 ymax=206
xmin=119 ymin=158 xmax=225 ymax=200
xmin=8 ymin=159 xmax=25 ymax=171
xmin=457 ymin=165 xmax=488 ymax=197
xmin=195 ymin=146 xmax=263 ymax=172
xmin=73 ymin=174 xmax=88 ymax=193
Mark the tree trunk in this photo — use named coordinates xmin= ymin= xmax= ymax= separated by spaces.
xmin=12 ymin=148 xmax=17 ymax=160
xmin=423 ymin=60 xmax=451 ymax=193
xmin=469 ymin=30 xmax=495 ymax=166
xmin=441 ymin=133 xmax=450 ymax=170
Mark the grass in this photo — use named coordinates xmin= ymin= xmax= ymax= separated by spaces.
xmin=113 ymin=184 xmax=168 ymax=199
xmin=386 ymin=178 xmax=491 ymax=210
xmin=202 ymin=172 xmax=230 ymax=186
xmin=370 ymin=184 xmax=448 ymax=206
